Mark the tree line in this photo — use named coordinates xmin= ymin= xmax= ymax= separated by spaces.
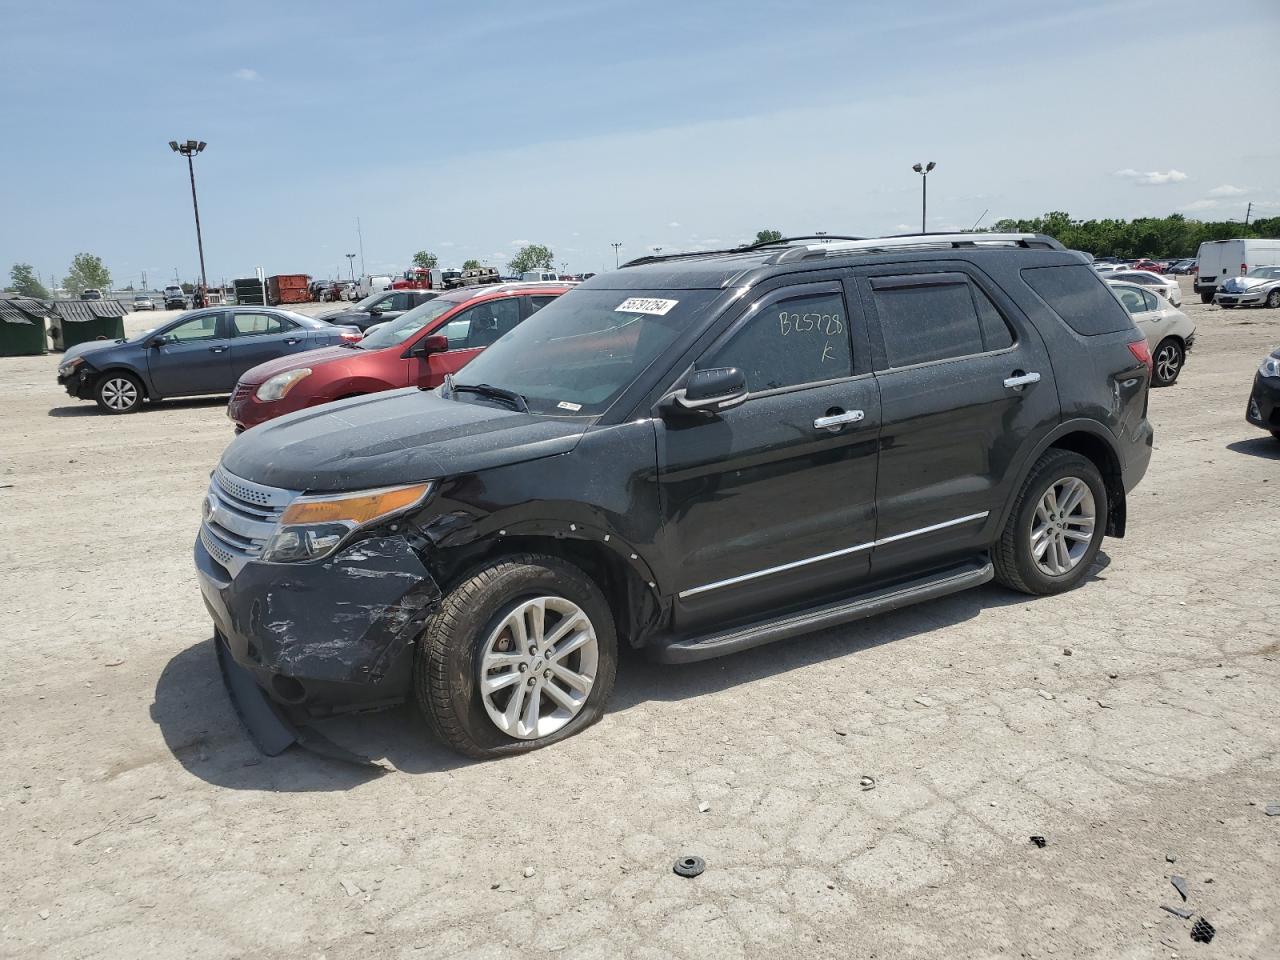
xmin=988 ymin=211 xmax=1280 ymax=259
xmin=5 ymin=253 xmax=111 ymax=299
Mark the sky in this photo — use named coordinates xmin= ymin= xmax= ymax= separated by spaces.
xmin=2 ymin=0 xmax=1279 ymax=288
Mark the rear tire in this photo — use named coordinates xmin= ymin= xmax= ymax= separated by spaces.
xmin=415 ymin=554 xmax=618 ymax=759
xmin=1267 ymin=290 xmax=1280 ymax=309
xmin=1199 ymin=291 xmax=1214 ymax=304
xmin=94 ymin=372 xmax=144 ymax=414
xmin=1151 ymin=337 xmax=1184 ymax=387
xmin=992 ymin=450 xmax=1107 ymax=596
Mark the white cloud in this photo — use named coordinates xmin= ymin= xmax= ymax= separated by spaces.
xmin=1114 ymin=168 xmax=1188 ymax=186
xmin=232 ymin=67 xmax=260 ymax=81
xmin=668 ymin=221 xmax=681 ymax=228
xmin=1179 ymin=199 xmax=1220 ymax=211
xmin=1208 ymin=184 xmax=1246 ymax=197
xmin=439 ymin=240 xmax=455 ymax=247
xmin=510 ymin=239 xmax=531 ymax=246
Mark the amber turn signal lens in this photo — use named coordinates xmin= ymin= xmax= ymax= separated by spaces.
xmin=281 ymin=482 xmax=431 ymax=526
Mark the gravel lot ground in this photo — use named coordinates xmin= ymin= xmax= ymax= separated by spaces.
xmin=2 ymin=282 xmax=1278 ymax=960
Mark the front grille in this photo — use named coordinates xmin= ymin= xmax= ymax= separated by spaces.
xmin=230 ymin=382 xmax=254 ymax=407
xmin=200 ymin=467 xmax=300 ymax=576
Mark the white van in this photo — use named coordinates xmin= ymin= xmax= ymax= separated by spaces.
xmin=1194 ymin=239 xmax=1280 ymax=303
xmin=520 ymin=270 xmax=559 ymax=282
xmin=356 ymin=275 xmax=394 ymax=299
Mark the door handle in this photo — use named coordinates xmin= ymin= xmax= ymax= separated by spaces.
xmin=813 ymin=409 xmax=864 ymax=430
xmin=1003 ymin=371 xmax=1040 ymax=390
xmin=284 ymin=338 xmax=301 ymax=344
xmin=209 ymin=346 xmax=226 ymax=353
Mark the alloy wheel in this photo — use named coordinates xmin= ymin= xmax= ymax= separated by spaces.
xmin=101 ymin=377 xmax=139 ymax=411
xmin=478 ymin=596 xmax=599 ymax=740
xmin=1155 ymin=343 xmax=1181 ymax=383
xmin=1029 ymin=476 xmax=1096 ymax=577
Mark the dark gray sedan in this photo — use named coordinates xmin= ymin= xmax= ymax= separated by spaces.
xmin=56 ymin=306 xmax=361 ymax=414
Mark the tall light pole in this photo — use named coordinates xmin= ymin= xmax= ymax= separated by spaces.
xmin=911 ymin=161 xmax=936 ymax=233
xmin=345 ymin=253 xmax=357 ymax=282
xmin=611 ymin=242 xmax=622 ymax=268
xmin=169 ymin=140 xmax=208 ymax=303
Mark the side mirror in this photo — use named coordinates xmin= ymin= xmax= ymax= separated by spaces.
xmin=147 ymin=335 xmax=167 ymax=348
xmin=413 ymin=334 xmax=449 ymax=357
xmin=666 ymin=367 xmax=748 ymax=414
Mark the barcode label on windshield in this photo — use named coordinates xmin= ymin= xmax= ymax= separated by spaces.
xmin=616 ymin=297 xmax=679 ymax=316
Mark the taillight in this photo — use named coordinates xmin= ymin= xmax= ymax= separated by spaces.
xmin=1128 ymin=339 xmax=1153 ymax=374
xmin=1241 ymin=263 xmax=1248 ymax=275
xmin=340 ymin=331 xmax=362 ymax=342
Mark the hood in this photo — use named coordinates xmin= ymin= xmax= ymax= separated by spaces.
xmin=219 ymin=388 xmax=588 ymax=491
xmin=239 ymin=344 xmax=356 ymax=385
xmin=319 ymin=308 xmax=369 ymax=322
xmin=61 ymin=337 xmax=132 ymax=365
xmin=1221 ymin=276 xmax=1272 ymax=292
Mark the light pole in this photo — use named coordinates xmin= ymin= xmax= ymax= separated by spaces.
xmin=169 ymin=140 xmax=208 ymax=304
xmin=911 ymin=161 xmax=936 ymax=233
xmin=611 ymin=242 xmax=622 ymax=268
xmin=346 ymin=253 xmax=357 ymax=283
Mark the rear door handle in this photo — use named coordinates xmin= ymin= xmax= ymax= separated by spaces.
xmin=1003 ymin=371 xmax=1041 ymax=390
xmin=209 ymin=346 xmax=226 ymax=353
xmin=813 ymin=409 xmax=864 ymax=430
xmin=284 ymin=338 xmax=301 ymax=345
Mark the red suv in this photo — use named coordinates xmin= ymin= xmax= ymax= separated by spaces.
xmin=228 ymin=283 xmax=570 ymax=430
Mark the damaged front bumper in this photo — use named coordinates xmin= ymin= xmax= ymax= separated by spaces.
xmin=195 ymin=532 xmax=443 ymax=743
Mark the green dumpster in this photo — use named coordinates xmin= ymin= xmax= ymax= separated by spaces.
xmin=52 ymin=300 xmax=128 ymax=350
xmin=60 ymin=314 xmax=125 ymax=349
xmin=0 ymin=301 xmax=49 ymax=356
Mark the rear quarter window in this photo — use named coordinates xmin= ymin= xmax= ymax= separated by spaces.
xmin=1020 ymin=264 xmax=1134 ymax=336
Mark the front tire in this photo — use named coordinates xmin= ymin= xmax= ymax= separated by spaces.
xmin=1267 ymin=289 xmax=1280 ymax=309
xmin=1200 ymin=291 xmax=1214 ymax=304
xmin=993 ymin=450 xmax=1107 ymax=596
xmin=94 ymin=372 xmax=144 ymax=414
xmin=415 ymin=554 xmax=618 ymax=759
xmin=1151 ymin=337 xmax=1184 ymax=387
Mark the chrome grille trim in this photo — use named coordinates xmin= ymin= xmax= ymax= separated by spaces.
xmin=201 ymin=467 xmax=301 ymax=577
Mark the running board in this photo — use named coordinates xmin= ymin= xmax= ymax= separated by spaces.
xmin=653 ymin=559 xmax=993 ymax=664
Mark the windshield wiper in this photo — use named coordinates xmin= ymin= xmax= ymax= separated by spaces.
xmin=450 ymin=382 xmax=529 ymax=412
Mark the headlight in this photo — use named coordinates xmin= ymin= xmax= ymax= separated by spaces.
xmin=256 ymin=368 xmax=312 ymax=402
xmin=260 ymin=481 xmax=434 ymax=563
xmin=1260 ymin=357 xmax=1280 ymax=379
xmin=58 ymin=357 xmax=84 ymax=377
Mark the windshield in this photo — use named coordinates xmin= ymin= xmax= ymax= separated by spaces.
xmin=357 ymin=297 xmax=458 ymax=349
xmin=1247 ymin=267 xmax=1280 ymax=279
xmin=352 ymin=292 xmax=393 ymax=311
xmin=452 ymin=288 xmax=721 ymax=416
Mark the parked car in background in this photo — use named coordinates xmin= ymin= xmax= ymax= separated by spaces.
xmin=355 ymin=275 xmax=394 ymax=299
xmin=1246 ymin=348 xmax=1280 ymax=441
xmin=56 ymin=307 xmax=361 ymax=414
xmin=132 ymin=295 xmax=156 ymax=311
xmin=198 ymin=232 xmax=1153 ymax=759
xmin=163 ymin=285 xmax=188 ymax=310
xmin=320 ymin=289 xmax=440 ymax=331
xmin=1195 ymin=238 xmax=1280 ymax=303
xmin=1213 ymin=266 xmax=1280 ymax=309
xmin=521 ymin=270 xmax=560 ymax=282
xmin=1130 ymin=259 xmax=1164 ymax=274
xmin=1166 ymin=258 xmax=1197 ymax=275
xmin=227 ymin=282 xmax=569 ymax=430
xmin=1107 ymin=280 xmax=1195 ymax=386
xmin=1105 ymin=269 xmax=1182 ymax=306
xmin=80 ymin=289 xmax=104 ymax=301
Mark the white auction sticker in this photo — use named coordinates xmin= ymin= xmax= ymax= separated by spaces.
xmin=615 ymin=297 xmax=679 ymax=316
xmin=556 ymin=401 xmax=583 ymax=412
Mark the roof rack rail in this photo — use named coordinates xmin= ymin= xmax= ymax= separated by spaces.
xmin=743 ymin=234 xmax=868 ymax=249
xmin=808 ymin=232 xmax=1062 ymax=252
xmin=620 ymin=245 xmax=751 ymax=268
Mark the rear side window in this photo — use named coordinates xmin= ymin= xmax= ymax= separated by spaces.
xmin=869 ymin=274 xmax=1010 ymax=367
xmin=711 ymin=289 xmax=852 ymax=391
xmin=1021 ymin=264 xmax=1134 ymax=335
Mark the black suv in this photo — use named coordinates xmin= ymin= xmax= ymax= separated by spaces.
xmin=196 ymin=233 xmax=1153 ymax=759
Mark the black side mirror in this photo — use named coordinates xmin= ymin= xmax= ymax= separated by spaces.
xmin=666 ymin=367 xmax=748 ymax=414
xmin=147 ymin=336 xmax=167 ymax=348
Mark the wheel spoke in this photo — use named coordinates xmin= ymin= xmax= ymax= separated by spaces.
xmin=542 ymin=677 xmax=579 ymax=712
xmin=503 ymin=681 xmax=528 ymax=729
xmin=542 ymin=613 xmax=583 ymax=652
xmin=549 ymin=628 xmax=589 ymax=660
xmin=1043 ymin=486 xmax=1059 ymax=515
xmin=1063 ymin=527 xmax=1093 ymax=543
xmin=507 ymin=611 xmax=527 ymax=652
xmin=524 ymin=599 xmax=545 ymax=648
xmin=550 ymin=661 xmax=592 ymax=693
xmin=522 ymin=680 xmax=542 ymax=733
xmin=1055 ymin=535 xmax=1071 ymax=572
xmin=481 ymin=670 xmax=523 ymax=694
xmin=1060 ymin=480 xmax=1088 ymax=515
xmin=483 ymin=651 xmax=525 ymax=669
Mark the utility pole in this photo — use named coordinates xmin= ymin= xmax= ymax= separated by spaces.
xmin=346 ymin=253 xmax=357 ymax=283
xmin=169 ymin=140 xmax=209 ymax=303
xmin=912 ymin=161 xmax=936 ymax=233
xmin=356 ymin=217 xmax=366 ymax=276
xmin=1245 ymin=202 xmax=1253 ymax=229
xmin=611 ymin=242 xmax=622 ymax=268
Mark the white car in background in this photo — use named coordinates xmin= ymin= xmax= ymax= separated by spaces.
xmin=1107 ymin=280 xmax=1196 ymax=387
xmin=1214 ymin=266 xmax=1280 ymax=309
xmin=1105 ymin=269 xmax=1182 ymax=306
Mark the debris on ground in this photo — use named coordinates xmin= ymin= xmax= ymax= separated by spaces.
xmin=104 ymin=659 xmax=124 ymax=667
xmin=859 ymin=775 xmax=876 ymax=791
xmin=673 ymin=856 xmax=705 ymax=878
xmin=1161 ymin=905 xmax=1194 ymax=920
xmin=1063 ymin=648 xmax=1072 ymax=656
xmin=1264 ymin=803 xmax=1280 ymax=817
xmin=698 ymin=800 xmax=711 ymax=813
xmin=522 ymin=866 xmax=536 ymax=878
xmin=1166 ymin=854 xmax=1177 ymax=863
xmin=1029 ymin=836 xmax=1047 ymax=848
xmin=339 ymin=877 xmax=361 ymax=897
xmin=1171 ymin=875 xmax=1188 ymax=901
xmin=913 ymin=695 xmax=935 ymax=708
xmin=1190 ymin=917 xmax=1215 ymax=943
xmin=1037 ymin=690 xmax=1055 ymax=701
